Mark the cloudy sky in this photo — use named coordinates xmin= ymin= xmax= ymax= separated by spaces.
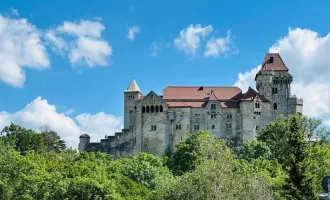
xmin=0 ymin=0 xmax=329 ymax=148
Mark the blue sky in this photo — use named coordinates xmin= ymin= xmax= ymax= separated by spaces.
xmin=1 ymin=0 xmax=330 ymax=147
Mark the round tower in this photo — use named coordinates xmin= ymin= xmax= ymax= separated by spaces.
xmin=78 ymin=134 xmax=90 ymax=153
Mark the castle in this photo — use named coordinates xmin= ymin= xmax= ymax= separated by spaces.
xmin=78 ymin=53 xmax=303 ymax=157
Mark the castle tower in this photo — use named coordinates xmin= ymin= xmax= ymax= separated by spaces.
xmin=124 ymin=78 xmax=143 ymax=129
xmin=78 ymin=134 xmax=90 ymax=153
xmin=255 ymin=53 xmax=292 ymax=119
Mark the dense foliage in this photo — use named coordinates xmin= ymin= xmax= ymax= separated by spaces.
xmin=0 ymin=115 xmax=329 ymax=199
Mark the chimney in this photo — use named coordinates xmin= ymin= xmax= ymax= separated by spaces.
xmin=211 ymin=90 xmax=214 ymax=94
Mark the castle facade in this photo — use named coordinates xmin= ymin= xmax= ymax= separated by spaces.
xmin=79 ymin=53 xmax=303 ymax=157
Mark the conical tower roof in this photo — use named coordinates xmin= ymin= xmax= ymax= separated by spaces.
xmin=125 ymin=78 xmax=141 ymax=93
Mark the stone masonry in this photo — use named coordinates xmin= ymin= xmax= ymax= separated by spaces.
xmin=79 ymin=53 xmax=303 ymax=157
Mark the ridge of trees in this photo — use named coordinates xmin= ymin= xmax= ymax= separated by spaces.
xmin=0 ymin=114 xmax=329 ymax=199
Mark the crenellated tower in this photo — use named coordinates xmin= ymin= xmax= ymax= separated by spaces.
xmin=255 ymin=53 xmax=293 ymax=119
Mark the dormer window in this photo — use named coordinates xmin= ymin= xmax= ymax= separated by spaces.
xmin=269 ymin=56 xmax=274 ymax=63
xmin=211 ymin=103 xmax=216 ymax=109
xmin=255 ymin=101 xmax=260 ymax=109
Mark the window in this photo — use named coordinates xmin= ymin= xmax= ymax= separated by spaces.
xmin=180 ymin=114 xmax=183 ymax=119
xmin=227 ymin=114 xmax=232 ymax=119
xmin=129 ymin=110 xmax=133 ymax=114
xmin=142 ymin=106 xmax=146 ymax=113
xmin=195 ymin=114 xmax=200 ymax=118
xmin=151 ymin=125 xmax=157 ymax=131
xmin=272 ymin=88 xmax=278 ymax=94
xmin=146 ymin=106 xmax=150 ymax=113
xmin=155 ymin=105 xmax=159 ymax=112
xmin=211 ymin=114 xmax=216 ymax=119
xmin=160 ymin=105 xmax=163 ymax=112
xmin=212 ymin=125 xmax=215 ymax=129
xmin=176 ymin=124 xmax=181 ymax=130
xmin=255 ymin=101 xmax=260 ymax=109
xmin=128 ymin=95 xmax=135 ymax=100
xmin=273 ymin=103 xmax=278 ymax=110
xmin=254 ymin=112 xmax=261 ymax=115
xmin=269 ymin=56 xmax=274 ymax=63
xmin=211 ymin=103 xmax=216 ymax=109
xmin=151 ymin=105 xmax=154 ymax=113
xmin=226 ymin=123 xmax=232 ymax=129
xmin=256 ymin=126 xmax=259 ymax=131
xmin=194 ymin=124 xmax=199 ymax=131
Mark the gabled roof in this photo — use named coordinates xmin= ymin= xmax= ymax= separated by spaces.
xmin=125 ymin=78 xmax=142 ymax=93
xmin=209 ymin=92 xmax=218 ymax=101
xmin=163 ymin=86 xmax=242 ymax=100
xmin=241 ymin=87 xmax=269 ymax=102
xmin=261 ymin=53 xmax=289 ymax=71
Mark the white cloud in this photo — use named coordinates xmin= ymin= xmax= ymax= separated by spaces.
xmin=52 ymin=20 xmax=112 ymax=67
xmin=65 ymin=109 xmax=74 ymax=115
xmin=204 ymin=30 xmax=234 ymax=57
xmin=234 ymin=65 xmax=261 ymax=92
xmin=57 ymin=20 xmax=105 ymax=38
xmin=174 ymin=24 xmax=213 ymax=56
xmin=127 ymin=26 xmax=140 ymax=41
xmin=0 ymin=97 xmax=123 ymax=149
xmin=151 ymin=42 xmax=160 ymax=57
xmin=9 ymin=8 xmax=19 ymax=16
xmin=76 ymin=112 xmax=123 ymax=142
xmin=0 ymin=15 xmax=50 ymax=87
xmin=68 ymin=37 xmax=112 ymax=67
xmin=234 ymin=28 xmax=330 ymax=125
xmin=45 ymin=30 xmax=68 ymax=55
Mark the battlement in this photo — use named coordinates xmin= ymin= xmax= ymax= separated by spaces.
xmin=289 ymin=95 xmax=303 ymax=105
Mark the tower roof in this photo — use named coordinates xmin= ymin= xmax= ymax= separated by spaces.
xmin=125 ymin=78 xmax=141 ymax=93
xmin=261 ymin=53 xmax=289 ymax=71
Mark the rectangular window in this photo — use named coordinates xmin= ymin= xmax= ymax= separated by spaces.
xmin=129 ymin=110 xmax=133 ymax=114
xmin=211 ymin=104 xmax=216 ymax=109
xmin=194 ymin=124 xmax=199 ymax=131
xmin=195 ymin=114 xmax=200 ymax=118
xmin=151 ymin=125 xmax=157 ymax=131
xmin=272 ymin=88 xmax=278 ymax=94
xmin=211 ymin=114 xmax=216 ymax=119
xmin=176 ymin=124 xmax=181 ymax=130
xmin=227 ymin=114 xmax=232 ymax=119
xmin=226 ymin=123 xmax=232 ymax=129
xmin=180 ymin=114 xmax=183 ymax=119
xmin=212 ymin=125 xmax=215 ymax=129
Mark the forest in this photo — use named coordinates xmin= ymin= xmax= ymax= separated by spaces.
xmin=1 ymin=114 xmax=330 ymax=200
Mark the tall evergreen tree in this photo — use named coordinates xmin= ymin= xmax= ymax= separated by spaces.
xmin=283 ymin=115 xmax=317 ymax=200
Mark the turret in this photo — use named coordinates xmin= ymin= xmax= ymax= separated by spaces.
xmin=124 ymin=78 xmax=143 ymax=129
xmin=255 ymin=53 xmax=292 ymax=118
xmin=78 ymin=134 xmax=90 ymax=153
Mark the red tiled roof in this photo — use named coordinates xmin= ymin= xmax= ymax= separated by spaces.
xmin=261 ymin=53 xmax=288 ymax=71
xmin=209 ymin=92 xmax=218 ymax=101
xmin=241 ymin=87 xmax=269 ymax=102
xmin=167 ymin=101 xmax=206 ymax=108
xmin=163 ymin=86 xmax=242 ymax=100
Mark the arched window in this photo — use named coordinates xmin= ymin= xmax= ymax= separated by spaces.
xmin=255 ymin=101 xmax=260 ymax=109
xmin=142 ymin=106 xmax=145 ymax=113
xmin=146 ymin=106 xmax=150 ymax=113
xmin=273 ymin=103 xmax=278 ymax=110
xmin=160 ymin=105 xmax=163 ymax=112
xmin=155 ymin=105 xmax=159 ymax=112
xmin=151 ymin=105 xmax=155 ymax=113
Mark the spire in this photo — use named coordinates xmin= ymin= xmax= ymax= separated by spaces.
xmin=125 ymin=78 xmax=141 ymax=92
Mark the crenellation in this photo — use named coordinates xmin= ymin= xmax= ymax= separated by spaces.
xmin=79 ymin=53 xmax=303 ymax=157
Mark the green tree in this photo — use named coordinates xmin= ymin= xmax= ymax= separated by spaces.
xmin=236 ymin=140 xmax=271 ymax=162
xmin=282 ymin=115 xmax=317 ymax=200
xmin=168 ymin=130 xmax=224 ymax=176
xmin=40 ymin=125 xmax=66 ymax=153
xmin=0 ymin=123 xmax=44 ymax=154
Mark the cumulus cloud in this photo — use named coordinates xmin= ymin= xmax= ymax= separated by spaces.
xmin=45 ymin=30 xmax=68 ymax=55
xmin=174 ymin=24 xmax=236 ymax=57
xmin=0 ymin=15 xmax=50 ymax=87
xmin=234 ymin=28 xmax=330 ymax=125
xmin=76 ymin=112 xmax=123 ymax=142
xmin=0 ymin=97 xmax=123 ymax=149
xmin=127 ymin=25 xmax=140 ymax=41
xmin=174 ymin=24 xmax=213 ymax=56
xmin=204 ymin=30 xmax=236 ymax=57
xmin=234 ymin=65 xmax=261 ymax=92
xmin=53 ymin=20 xmax=112 ymax=67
